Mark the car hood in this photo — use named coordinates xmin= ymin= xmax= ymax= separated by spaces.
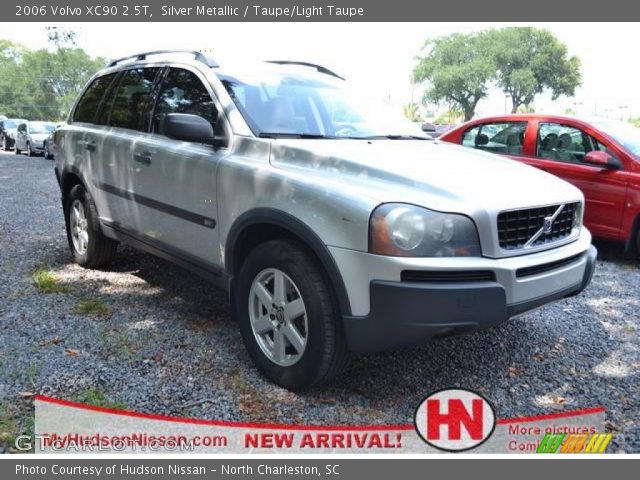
xmin=30 ymin=133 xmax=50 ymax=142
xmin=269 ymin=139 xmax=583 ymax=215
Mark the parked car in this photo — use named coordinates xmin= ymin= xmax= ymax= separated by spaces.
xmin=0 ymin=118 xmax=28 ymax=151
xmin=43 ymin=123 xmax=64 ymax=160
xmin=432 ymin=123 xmax=457 ymax=137
xmin=440 ymin=114 xmax=640 ymax=252
xmin=55 ymin=51 xmax=596 ymax=390
xmin=15 ymin=121 xmax=56 ymax=156
xmin=0 ymin=115 xmax=7 ymax=121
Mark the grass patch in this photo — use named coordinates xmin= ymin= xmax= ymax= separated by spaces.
xmin=74 ymin=388 xmax=126 ymax=410
xmin=74 ymin=299 xmax=111 ymax=317
xmin=32 ymin=268 xmax=71 ymax=294
xmin=0 ymin=405 xmax=18 ymax=446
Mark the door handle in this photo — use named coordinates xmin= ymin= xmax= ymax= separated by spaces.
xmin=134 ymin=152 xmax=152 ymax=166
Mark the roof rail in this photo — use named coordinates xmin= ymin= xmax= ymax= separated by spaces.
xmin=266 ymin=61 xmax=345 ymax=80
xmin=108 ymin=50 xmax=219 ymax=68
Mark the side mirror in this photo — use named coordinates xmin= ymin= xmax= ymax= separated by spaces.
xmin=475 ymin=133 xmax=489 ymax=146
xmin=421 ymin=122 xmax=436 ymax=133
xmin=583 ymin=150 xmax=621 ymax=169
xmin=162 ymin=113 xmax=217 ymax=145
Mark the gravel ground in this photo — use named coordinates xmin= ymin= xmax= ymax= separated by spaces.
xmin=0 ymin=150 xmax=638 ymax=452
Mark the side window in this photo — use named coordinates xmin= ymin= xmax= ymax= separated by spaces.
xmin=108 ymin=68 xmax=160 ymax=131
xmin=152 ymin=68 xmax=219 ymax=135
xmin=537 ymin=123 xmax=608 ymax=164
xmin=73 ymin=73 xmax=117 ymax=124
xmin=461 ymin=122 xmax=527 ymax=154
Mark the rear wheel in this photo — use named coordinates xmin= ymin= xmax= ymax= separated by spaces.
xmin=64 ymin=184 xmax=117 ymax=268
xmin=27 ymin=142 xmax=35 ymax=157
xmin=234 ymin=239 xmax=348 ymax=390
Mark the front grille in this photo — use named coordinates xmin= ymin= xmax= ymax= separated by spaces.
xmin=497 ymin=203 xmax=578 ymax=250
xmin=401 ymin=270 xmax=496 ymax=282
xmin=516 ymin=253 xmax=584 ymax=278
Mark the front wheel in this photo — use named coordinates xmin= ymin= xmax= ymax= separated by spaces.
xmin=2 ymin=137 xmax=9 ymax=151
xmin=27 ymin=142 xmax=35 ymax=157
xmin=234 ymin=239 xmax=348 ymax=391
xmin=64 ymin=184 xmax=117 ymax=268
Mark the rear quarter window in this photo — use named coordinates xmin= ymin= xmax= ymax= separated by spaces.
xmin=73 ymin=73 xmax=118 ymax=124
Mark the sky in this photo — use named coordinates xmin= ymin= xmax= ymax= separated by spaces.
xmin=1 ymin=22 xmax=638 ymax=120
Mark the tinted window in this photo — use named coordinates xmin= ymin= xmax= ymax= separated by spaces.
xmin=462 ymin=121 xmax=528 ymax=155
xmin=73 ymin=73 xmax=117 ymax=123
xmin=537 ymin=123 xmax=614 ymax=164
xmin=153 ymin=68 xmax=218 ymax=135
xmin=108 ymin=68 xmax=160 ymax=130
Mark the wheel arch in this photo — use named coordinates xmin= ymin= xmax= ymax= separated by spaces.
xmin=225 ymin=208 xmax=352 ymax=316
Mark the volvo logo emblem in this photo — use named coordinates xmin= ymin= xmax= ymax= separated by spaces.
xmin=542 ymin=217 xmax=554 ymax=234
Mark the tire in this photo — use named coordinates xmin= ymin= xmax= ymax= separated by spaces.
xmin=14 ymin=143 xmax=21 ymax=154
xmin=27 ymin=142 xmax=35 ymax=157
xmin=2 ymin=136 xmax=9 ymax=151
xmin=64 ymin=184 xmax=117 ymax=268
xmin=234 ymin=239 xmax=349 ymax=391
xmin=45 ymin=143 xmax=53 ymax=160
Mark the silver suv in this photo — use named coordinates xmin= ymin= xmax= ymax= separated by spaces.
xmin=55 ymin=50 xmax=596 ymax=390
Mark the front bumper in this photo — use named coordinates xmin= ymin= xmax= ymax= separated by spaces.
xmin=334 ymin=235 xmax=597 ymax=354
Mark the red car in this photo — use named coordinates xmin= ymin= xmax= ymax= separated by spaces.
xmin=440 ymin=114 xmax=640 ymax=252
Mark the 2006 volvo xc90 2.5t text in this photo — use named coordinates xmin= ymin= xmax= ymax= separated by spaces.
xmin=55 ymin=50 xmax=597 ymax=390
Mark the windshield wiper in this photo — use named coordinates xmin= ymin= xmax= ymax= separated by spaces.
xmin=258 ymin=132 xmax=338 ymax=139
xmin=356 ymin=134 xmax=433 ymax=140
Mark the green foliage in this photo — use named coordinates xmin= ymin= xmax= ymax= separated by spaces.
xmin=413 ymin=33 xmax=495 ymax=121
xmin=486 ymin=27 xmax=581 ymax=113
xmin=435 ymin=109 xmax=464 ymax=124
xmin=627 ymin=117 xmax=640 ymax=128
xmin=402 ymin=102 xmax=423 ymax=122
xmin=0 ymin=37 xmax=105 ymax=120
xmin=517 ymin=104 xmax=536 ymax=114
xmin=74 ymin=298 xmax=111 ymax=317
xmin=413 ymin=27 xmax=581 ymax=120
xmin=32 ymin=268 xmax=71 ymax=294
xmin=74 ymin=389 xmax=126 ymax=410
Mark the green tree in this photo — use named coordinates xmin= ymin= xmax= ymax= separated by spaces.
xmin=628 ymin=117 xmax=640 ymax=128
xmin=487 ymin=28 xmax=581 ymax=113
xmin=435 ymin=109 xmax=464 ymax=124
xmin=413 ymin=33 xmax=495 ymax=121
xmin=0 ymin=39 xmax=105 ymax=120
xmin=403 ymin=102 xmax=423 ymax=122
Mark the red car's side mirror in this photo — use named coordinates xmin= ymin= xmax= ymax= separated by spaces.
xmin=583 ymin=150 xmax=621 ymax=169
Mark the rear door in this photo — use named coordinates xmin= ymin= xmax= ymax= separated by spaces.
xmin=89 ymin=67 xmax=163 ymax=233
xmin=68 ymin=72 xmax=120 ymax=219
xmin=532 ymin=121 xmax=627 ymax=239
xmin=129 ymin=66 xmax=229 ymax=266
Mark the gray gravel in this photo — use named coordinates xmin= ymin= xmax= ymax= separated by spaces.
xmin=0 ymin=151 xmax=638 ymax=452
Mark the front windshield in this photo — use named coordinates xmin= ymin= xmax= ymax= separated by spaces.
xmin=220 ymin=68 xmax=428 ymax=139
xmin=30 ymin=122 xmax=55 ymax=134
xmin=593 ymin=120 xmax=640 ymax=157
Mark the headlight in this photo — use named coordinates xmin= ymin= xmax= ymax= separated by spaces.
xmin=369 ymin=203 xmax=481 ymax=257
xmin=572 ymin=203 xmax=583 ymax=231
